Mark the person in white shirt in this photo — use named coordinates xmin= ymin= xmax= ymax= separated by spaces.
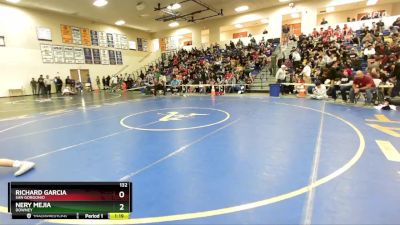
xmin=275 ymin=65 xmax=287 ymax=83
xmin=301 ymin=61 xmax=312 ymax=83
xmin=0 ymin=158 xmax=35 ymax=176
xmin=44 ymin=75 xmax=52 ymax=96
xmin=311 ymin=80 xmax=327 ymax=100
xmin=364 ymin=45 xmax=376 ymax=58
xmin=291 ymin=49 xmax=302 ymax=70
xmin=110 ymin=75 xmax=118 ymax=92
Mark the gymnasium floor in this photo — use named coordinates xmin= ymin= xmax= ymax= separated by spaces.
xmin=0 ymin=92 xmax=399 ymax=225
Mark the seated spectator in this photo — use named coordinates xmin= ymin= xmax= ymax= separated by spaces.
xmin=311 ymin=80 xmax=327 ymax=100
xmin=349 ymin=70 xmax=376 ymax=104
xmin=170 ymin=75 xmax=181 ymax=94
xmin=364 ymin=44 xmax=376 ymax=59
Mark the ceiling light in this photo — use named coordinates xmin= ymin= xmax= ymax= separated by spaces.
xmin=169 ymin=22 xmax=180 ymax=27
xmin=327 ymin=0 xmax=363 ymax=7
xmin=366 ymin=0 xmax=378 ymax=6
xmin=6 ymin=0 xmax=21 ymax=3
xmin=291 ymin=12 xmax=300 ymax=18
xmin=326 ymin=6 xmax=335 ymax=12
xmin=235 ymin=24 xmax=243 ymax=28
xmin=261 ymin=19 xmax=269 ymax=23
xmin=167 ymin=3 xmax=181 ymax=10
xmin=235 ymin=5 xmax=249 ymax=12
xmin=279 ymin=0 xmax=290 ymax=2
xmin=93 ymin=0 xmax=108 ymax=7
xmin=115 ymin=20 xmax=126 ymax=26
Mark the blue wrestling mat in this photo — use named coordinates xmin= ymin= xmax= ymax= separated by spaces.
xmin=0 ymin=95 xmax=399 ymax=224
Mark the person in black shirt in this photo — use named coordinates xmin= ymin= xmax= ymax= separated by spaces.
xmin=30 ymin=78 xmax=37 ymax=95
xmin=37 ymin=75 xmax=45 ymax=95
xmin=390 ymin=62 xmax=400 ymax=97
xmin=320 ymin=18 xmax=328 ymax=25
xmin=102 ymin=76 xmax=106 ymax=90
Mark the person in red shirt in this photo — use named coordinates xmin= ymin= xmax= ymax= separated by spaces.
xmin=349 ymin=70 xmax=376 ymax=104
xmin=312 ymin=28 xmax=319 ymax=38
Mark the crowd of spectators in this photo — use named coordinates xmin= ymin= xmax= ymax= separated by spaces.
xmin=276 ymin=16 xmax=400 ymax=104
xmin=129 ymin=37 xmax=277 ymax=95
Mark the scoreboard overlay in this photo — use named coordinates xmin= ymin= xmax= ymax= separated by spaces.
xmin=8 ymin=182 xmax=132 ymax=220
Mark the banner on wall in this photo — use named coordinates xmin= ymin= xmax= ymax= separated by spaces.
xmin=159 ymin=38 xmax=166 ymax=52
xmin=108 ymin=50 xmax=116 ymax=65
xmin=116 ymin=51 xmax=123 ymax=65
xmin=137 ymin=38 xmax=143 ymax=51
xmin=81 ymin=28 xmax=91 ymax=46
xmin=233 ymin=32 xmax=247 ymax=39
xmin=92 ymin=49 xmax=101 ymax=64
xmin=121 ymin=35 xmax=129 ymax=50
xmin=98 ymin=32 xmax=108 ymax=47
xmin=52 ymin=45 xmax=65 ymax=63
xmin=107 ymin=33 xmax=114 ymax=48
xmin=61 ymin=25 xmax=72 ymax=44
xmin=72 ymin=27 xmax=82 ymax=45
xmin=36 ymin=27 xmax=52 ymax=41
xmin=84 ymin=48 xmax=93 ymax=64
xmin=113 ymin=33 xmax=121 ymax=49
xmin=129 ymin=41 xmax=137 ymax=50
xmin=100 ymin=49 xmax=110 ymax=65
xmin=63 ymin=46 xmax=75 ymax=64
xmin=40 ymin=44 xmax=54 ymax=63
xmin=90 ymin=30 xmax=99 ymax=46
xmin=74 ymin=47 xmax=85 ymax=64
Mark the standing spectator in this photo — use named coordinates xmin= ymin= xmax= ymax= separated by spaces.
xmin=320 ymin=18 xmax=328 ymax=25
xmin=38 ymin=75 xmax=45 ymax=95
xmin=96 ymin=76 xmax=101 ymax=90
xmin=102 ymin=76 xmax=106 ymax=90
xmin=291 ymin=48 xmax=302 ymax=70
xmin=65 ymin=76 xmax=71 ymax=88
xmin=87 ymin=75 xmax=93 ymax=91
xmin=276 ymin=65 xmax=287 ymax=82
xmin=30 ymin=78 xmax=37 ymax=95
xmin=55 ymin=77 xmax=63 ymax=94
xmin=106 ymin=75 xmax=111 ymax=89
xmin=44 ymin=75 xmax=52 ymax=96
xmin=301 ymin=61 xmax=312 ymax=83
xmin=282 ymin=24 xmax=290 ymax=46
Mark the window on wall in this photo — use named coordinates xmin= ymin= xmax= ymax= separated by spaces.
xmin=233 ymin=32 xmax=247 ymax=39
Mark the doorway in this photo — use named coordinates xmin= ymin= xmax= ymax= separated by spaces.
xmin=281 ymin=13 xmax=302 ymax=45
xmin=70 ymin=69 xmax=89 ymax=82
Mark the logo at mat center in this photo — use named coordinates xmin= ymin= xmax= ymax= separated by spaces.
xmin=120 ymin=107 xmax=231 ymax=131
xmin=158 ymin=112 xmax=209 ymax=122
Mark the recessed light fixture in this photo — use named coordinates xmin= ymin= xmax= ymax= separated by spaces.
xmin=115 ymin=20 xmax=126 ymax=26
xmin=235 ymin=24 xmax=244 ymax=28
xmin=279 ymin=0 xmax=290 ymax=2
xmin=261 ymin=19 xmax=269 ymax=23
xmin=326 ymin=6 xmax=335 ymax=12
xmin=366 ymin=0 xmax=378 ymax=6
xmin=169 ymin=22 xmax=180 ymax=27
xmin=167 ymin=3 xmax=181 ymax=10
xmin=235 ymin=5 xmax=249 ymax=12
xmin=6 ymin=0 xmax=21 ymax=3
xmin=93 ymin=0 xmax=108 ymax=7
